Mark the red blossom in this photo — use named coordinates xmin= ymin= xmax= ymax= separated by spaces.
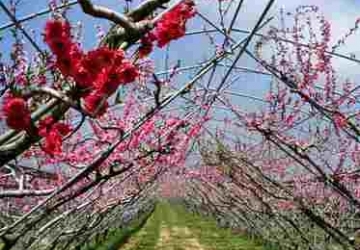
xmin=137 ymin=0 xmax=196 ymax=53
xmin=117 ymin=60 xmax=139 ymax=84
xmin=93 ymin=60 xmax=139 ymax=96
xmin=83 ymin=92 xmax=109 ymax=117
xmin=55 ymin=56 xmax=74 ymax=77
xmin=38 ymin=116 xmax=55 ymax=137
xmin=73 ymin=66 xmax=93 ymax=89
xmin=93 ymin=68 xmax=117 ymax=95
xmin=43 ymin=129 xmax=63 ymax=156
xmin=44 ymin=19 xmax=138 ymax=118
xmin=83 ymin=47 xmax=114 ymax=74
xmin=44 ymin=19 xmax=84 ymax=77
xmin=53 ymin=123 xmax=71 ymax=136
xmin=47 ymin=38 xmax=73 ymax=57
xmin=111 ymin=49 xmax=126 ymax=65
xmin=94 ymin=68 xmax=124 ymax=95
xmin=76 ymin=47 xmax=127 ymax=91
xmin=82 ymin=47 xmax=124 ymax=73
xmin=139 ymin=33 xmax=156 ymax=58
xmin=154 ymin=0 xmax=196 ymax=48
xmin=156 ymin=19 xmax=185 ymax=47
xmin=44 ymin=20 xmax=71 ymax=43
xmin=44 ymin=20 xmax=73 ymax=57
xmin=2 ymin=97 xmax=31 ymax=131
xmin=38 ymin=116 xmax=71 ymax=156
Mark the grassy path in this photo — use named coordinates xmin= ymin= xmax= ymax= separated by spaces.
xmin=117 ymin=202 xmax=269 ymax=250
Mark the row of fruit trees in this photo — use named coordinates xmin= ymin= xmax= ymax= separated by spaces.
xmin=0 ymin=0 xmax=359 ymax=249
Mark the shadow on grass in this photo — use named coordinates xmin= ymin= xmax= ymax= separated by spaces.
xmin=81 ymin=206 xmax=155 ymax=250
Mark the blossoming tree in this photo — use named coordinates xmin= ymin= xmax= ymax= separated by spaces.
xmin=0 ymin=0 xmax=359 ymax=249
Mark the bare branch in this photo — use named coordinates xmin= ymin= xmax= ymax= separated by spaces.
xmin=127 ymin=0 xmax=170 ymax=22
xmin=78 ymin=0 xmax=137 ymax=32
xmin=0 ymin=189 xmax=54 ymax=198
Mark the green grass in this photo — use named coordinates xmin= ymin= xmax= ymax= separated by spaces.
xmin=82 ymin=201 xmax=275 ymax=250
xmin=120 ymin=203 xmax=162 ymax=250
xmin=80 ymin=207 xmax=155 ymax=250
xmin=162 ymin=202 xmax=270 ymax=250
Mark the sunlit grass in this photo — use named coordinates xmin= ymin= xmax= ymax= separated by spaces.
xmin=120 ymin=204 xmax=162 ymax=250
xmin=166 ymin=202 xmax=272 ymax=250
xmin=82 ymin=202 xmax=276 ymax=250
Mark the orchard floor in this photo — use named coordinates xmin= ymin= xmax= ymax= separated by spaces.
xmin=117 ymin=202 xmax=267 ymax=250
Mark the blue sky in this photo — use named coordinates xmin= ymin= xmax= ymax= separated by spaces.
xmin=2 ymin=0 xmax=360 ymax=82
xmin=1 ymin=0 xmax=359 ymax=142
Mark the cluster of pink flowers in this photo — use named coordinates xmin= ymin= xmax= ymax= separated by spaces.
xmin=2 ymin=96 xmax=71 ymax=155
xmin=2 ymin=97 xmax=31 ymax=131
xmin=2 ymin=18 xmax=140 ymax=155
xmin=44 ymin=19 xmax=139 ymax=117
xmin=139 ymin=0 xmax=196 ymax=57
xmin=38 ymin=116 xmax=71 ymax=156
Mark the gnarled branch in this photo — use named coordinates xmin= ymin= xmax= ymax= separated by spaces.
xmin=78 ymin=0 xmax=137 ymax=32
